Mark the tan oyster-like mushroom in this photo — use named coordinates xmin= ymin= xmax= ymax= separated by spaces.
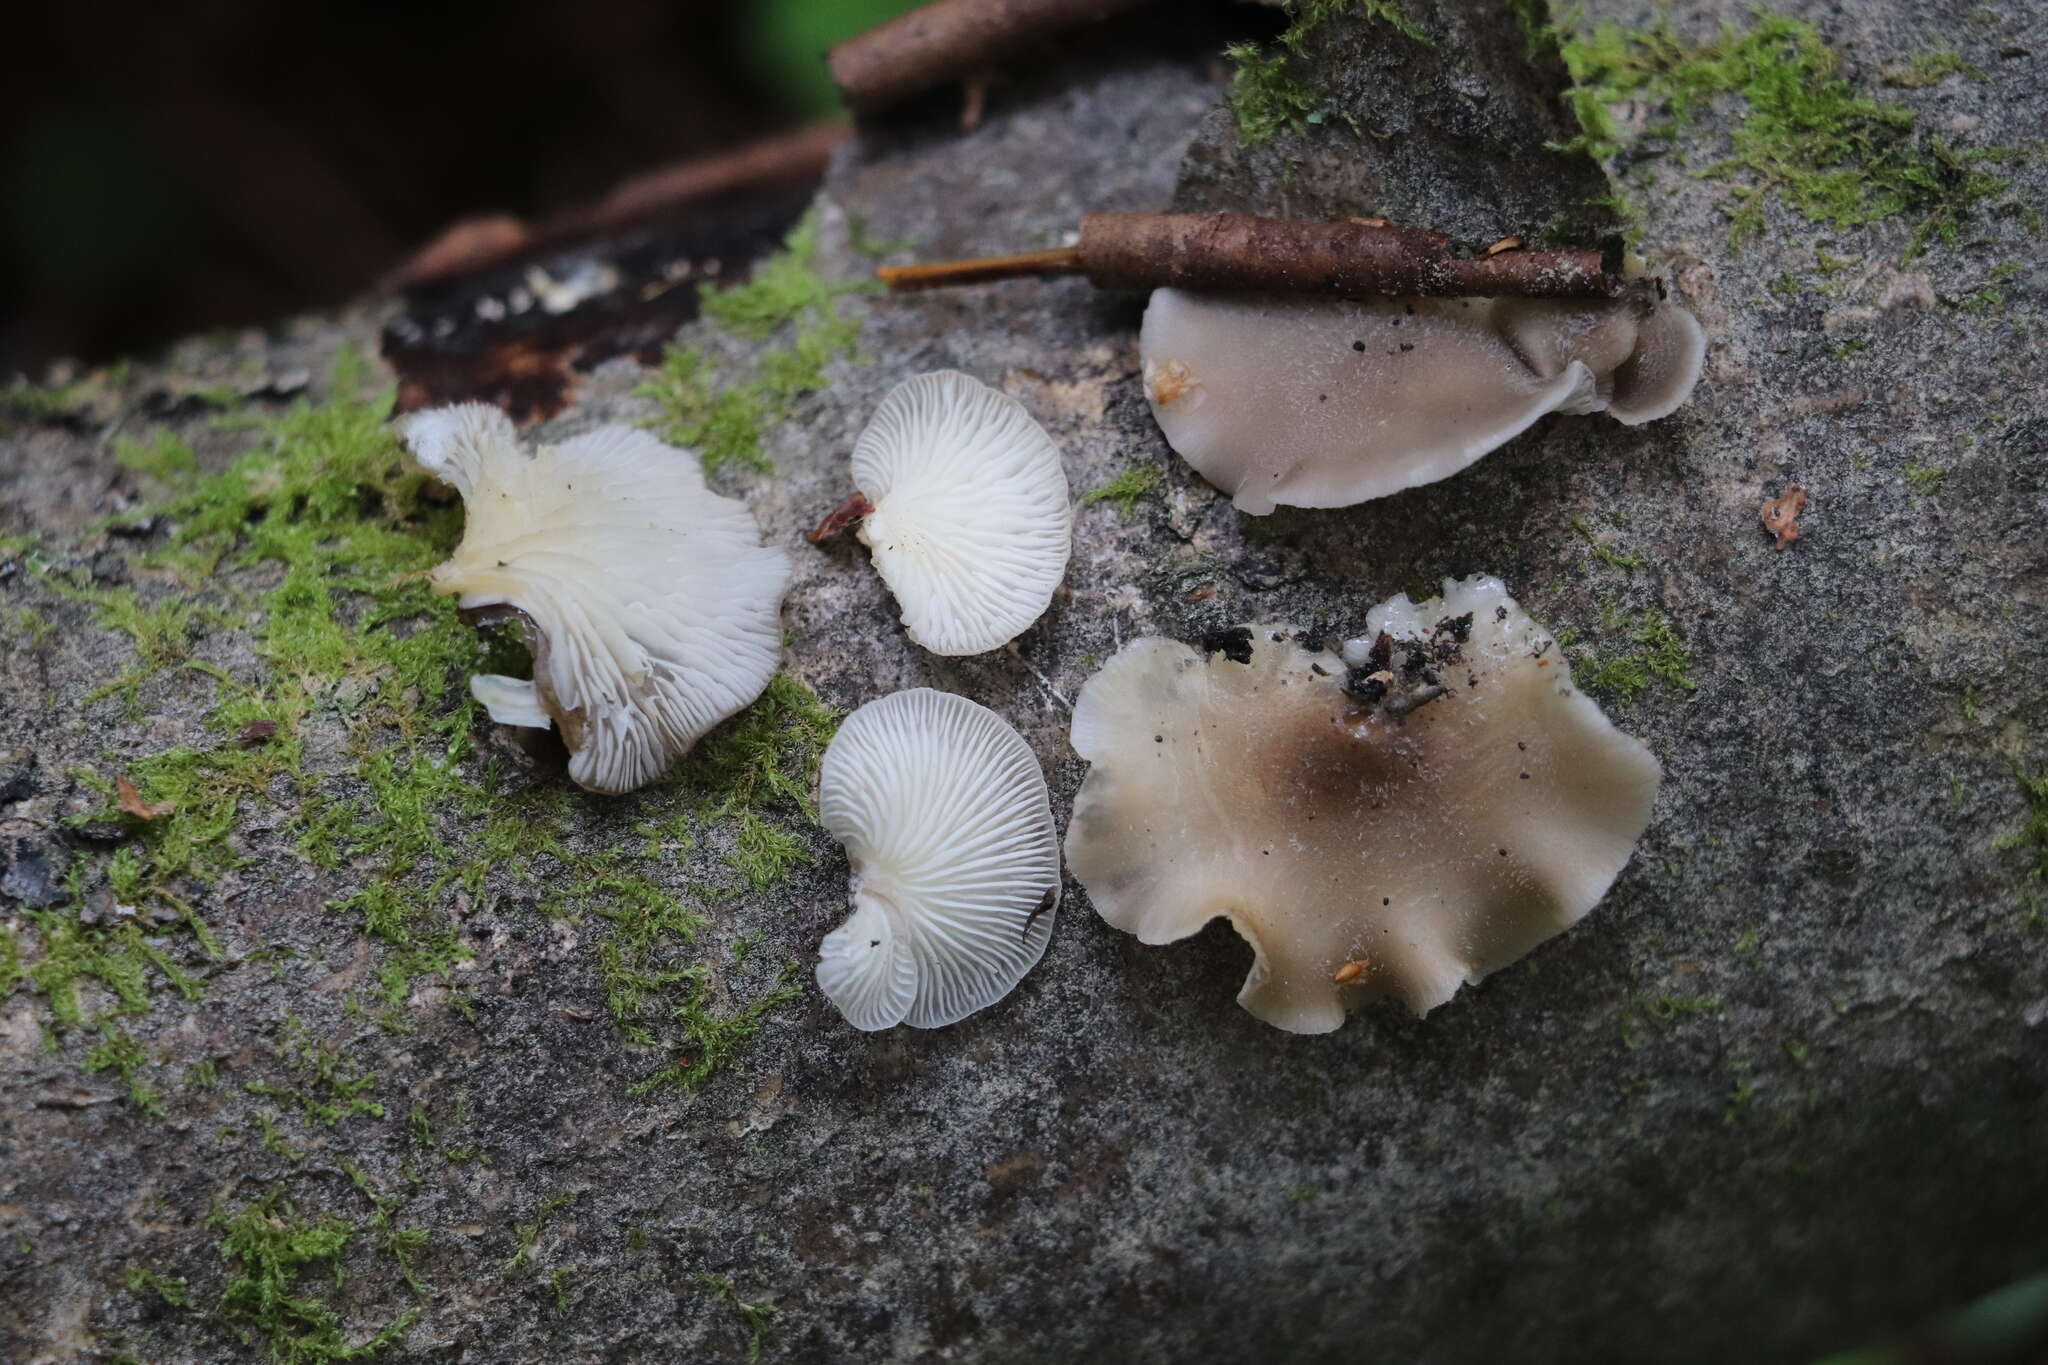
xmin=402 ymin=403 xmax=790 ymax=795
xmin=1139 ymin=283 xmax=1705 ymax=513
xmin=815 ymin=687 xmax=1060 ymax=1030
xmin=842 ymin=370 xmax=1072 ymax=655
xmin=1065 ymin=575 xmax=1661 ymax=1033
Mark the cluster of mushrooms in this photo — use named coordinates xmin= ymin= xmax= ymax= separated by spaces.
xmin=401 ymin=275 xmax=1702 ymax=1035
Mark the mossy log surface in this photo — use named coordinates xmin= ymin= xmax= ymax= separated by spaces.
xmin=4 ymin=2 xmax=2045 ymax=1362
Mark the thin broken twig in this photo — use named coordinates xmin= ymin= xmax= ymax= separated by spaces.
xmin=878 ymin=213 xmax=1620 ymax=300
xmin=828 ymin=0 xmax=1153 ymax=112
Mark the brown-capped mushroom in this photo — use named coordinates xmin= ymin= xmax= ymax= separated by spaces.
xmin=1139 ymin=283 xmax=1705 ymax=513
xmin=1065 ymin=575 xmax=1661 ymax=1032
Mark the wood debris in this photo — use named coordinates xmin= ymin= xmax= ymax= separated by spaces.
xmin=115 ymin=775 xmax=174 ymax=821
xmin=1761 ymin=485 xmax=1808 ymax=550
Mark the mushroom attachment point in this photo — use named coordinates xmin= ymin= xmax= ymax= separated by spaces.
xmin=838 ymin=370 xmax=1072 ymax=655
xmin=1064 ymin=576 xmax=1662 ymax=1033
xmin=1138 ymin=282 xmax=1706 ymax=514
xmin=402 ymin=403 xmax=791 ymax=795
xmin=816 ymin=688 xmax=1060 ymax=1030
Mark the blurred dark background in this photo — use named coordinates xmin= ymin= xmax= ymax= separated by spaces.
xmin=0 ymin=0 xmax=920 ymax=377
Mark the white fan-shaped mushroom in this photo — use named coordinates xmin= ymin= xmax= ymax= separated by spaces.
xmin=846 ymin=371 xmax=1072 ymax=655
xmin=1139 ymin=284 xmax=1705 ymax=514
xmin=403 ymin=403 xmax=790 ymax=795
xmin=816 ymin=687 xmax=1060 ymax=1030
xmin=1065 ymin=576 xmax=1661 ymax=1033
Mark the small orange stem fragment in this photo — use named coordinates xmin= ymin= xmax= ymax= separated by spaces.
xmin=807 ymin=492 xmax=875 ymax=544
xmin=877 ymin=246 xmax=1083 ymax=291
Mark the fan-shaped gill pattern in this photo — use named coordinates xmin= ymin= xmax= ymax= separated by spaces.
xmin=852 ymin=371 xmax=1072 ymax=656
xmin=816 ymin=688 xmax=1060 ymax=1030
xmin=404 ymin=407 xmax=789 ymax=795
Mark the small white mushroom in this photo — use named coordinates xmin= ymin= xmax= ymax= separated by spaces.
xmin=1139 ymin=284 xmax=1706 ymax=513
xmin=1065 ymin=575 xmax=1661 ymax=1033
xmin=402 ymin=403 xmax=790 ymax=795
xmin=843 ymin=370 xmax=1072 ymax=655
xmin=816 ymin=687 xmax=1060 ymax=1030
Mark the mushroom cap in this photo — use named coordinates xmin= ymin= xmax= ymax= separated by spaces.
xmin=816 ymin=687 xmax=1060 ymax=1030
xmin=1138 ymin=284 xmax=1705 ymax=514
xmin=851 ymin=370 xmax=1072 ymax=655
xmin=1065 ymin=575 xmax=1661 ymax=1033
xmin=403 ymin=403 xmax=791 ymax=795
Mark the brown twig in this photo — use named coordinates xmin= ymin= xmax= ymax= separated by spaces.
xmin=828 ymin=0 xmax=1154 ymax=112
xmin=878 ymin=213 xmax=1620 ymax=300
xmin=381 ymin=122 xmax=848 ymax=292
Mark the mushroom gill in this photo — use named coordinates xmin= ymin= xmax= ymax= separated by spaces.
xmin=1064 ymin=576 xmax=1661 ymax=1033
xmin=402 ymin=403 xmax=790 ymax=795
xmin=816 ymin=687 xmax=1060 ymax=1030
xmin=1138 ymin=283 xmax=1705 ymax=514
xmin=841 ymin=370 xmax=1073 ymax=656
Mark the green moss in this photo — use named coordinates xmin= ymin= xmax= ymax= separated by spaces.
xmin=700 ymin=212 xmax=850 ymax=338
xmin=1881 ymin=48 xmax=1984 ymax=89
xmin=547 ymin=1265 xmax=579 ymax=1314
xmin=1618 ymin=991 xmax=1723 ymax=1048
xmin=845 ymin=211 xmax=915 ymax=260
xmin=1570 ymin=515 xmax=1644 ymax=570
xmin=638 ymin=212 xmax=864 ymax=477
xmin=726 ymin=814 xmax=807 ymax=892
xmin=84 ymin=1024 xmax=165 ymax=1117
xmin=114 ymin=431 xmax=198 ymax=482
xmin=1634 ymin=613 xmax=1697 ymax=691
xmin=0 ymin=604 xmax=56 ymax=650
xmin=674 ymin=671 xmax=838 ymax=888
xmin=636 ymin=348 xmax=772 ymax=477
xmin=252 ymin=1109 xmax=305 ymax=1164
xmin=1723 ymin=1073 xmax=1757 ymax=1125
xmin=0 ymin=925 xmax=23 ymax=999
xmin=694 ymin=1272 xmax=776 ymax=1363
xmin=628 ymin=958 xmax=804 ymax=1096
xmin=214 ymin=1191 xmax=418 ymax=1364
xmin=17 ymin=906 xmax=200 ymax=1035
xmin=1228 ymin=0 xmax=1428 ymax=147
xmin=1078 ymin=465 xmax=1162 ymax=520
xmin=124 ymin=1266 xmax=191 ymax=1310
xmin=1903 ymin=456 xmax=1948 ymax=496
xmin=505 ymin=1191 xmax=577 ymax=1273
xmin=1574 ymin=608 xmax=1697 ymax=702
xmin=1643 ymin=993 xmax=1723 ymax=1020
xmin=1225 ymin=42 xmax=1320 ymax=147
xmin=9 ymin=342 xmax=814 ymax=1099
xmin=1504 ymin=0 xmax=1555 ymax=60
xmin=0 ymin=378 xmax=87 ymax=421
xmin=1555 ymin=13 xmax=2017 ymax=252
xmin=243 ymin=1017 xmax=385 ymax=1128
xmin=0 ymin=350 xmax=490 ymax=1039
xmin=1993 ymin=763 xmax=2048 ymax=929
xmin=36 ymin=575 xmax=212 ymax=716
